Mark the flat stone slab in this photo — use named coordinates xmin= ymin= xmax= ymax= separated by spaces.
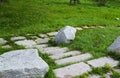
xmin=47 ymin=32 xmax=58 ymax=36
xmin=11 ymin=36 xmax=26 ymax=41
xmin=15 ymin=40 xmax=36 ymax=48
xmin=43 ymin=47 xmax=68 ymax=55
xmin=54 ymin=62 xmax=92 ymax=78
xmin=0 ymin=49 xmax=49 ymax=78
xmin=49 ymin=51 xmax=81 ymax=60
xmin=0 ymin=38 xmax=7 ymax=44
xmin=87 ymin=57 xmax=119 ymax=68
xmin=55 ymin=53 xmax=92 ymax=65
xmin=88 ymin=75 xmax=101 ymax=78
xmin=35 ymin=38 xmax=50 ymax=44
xmin=39 ymin=34 xmax=48 ymax=38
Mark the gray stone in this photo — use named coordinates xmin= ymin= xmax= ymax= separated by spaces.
xmin=43 ymin=47 xmax=68 ymax=55
xmin=11 ymin=36 xmax=26 ymax=41
xmin=55 ymin=53 xmax=92 ymax=65
xmin=87 ymin=57 xmax=119 ymax=68
xmin=54 ymin=62 xmax=92 ymax=78
xmin=0 ymin=49 xmax=49 ymax=78
xmin=15 ymin=40 xmax=36 ymax=48
xmin=2 ymin=45 xmax=12 ymax=48
xmin=108 ymin=36 xmax=120 ymax=54
xmin=88 ymin=75 xmax=101 ymax=78
xmin=35 ymin=38 xmax=50 ymax=44
xmin=47 ymin=32 xmax=58 ymax=36
xmin=39 ymin=34 xmax=48 ymax=38
xmin=105 ymin=72 xmax=112 ymax=78
xmin=0 ymin=38 xmax=7 ymax=44
xmin=54 ymin=26 xmax=76 ymax=44
xmin=50 ymin=51 xmax=81 ymax=60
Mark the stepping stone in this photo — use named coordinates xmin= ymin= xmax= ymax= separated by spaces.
xmin=47 ymin=32 xmax=58 ymax=36
xmin=54 ymin=62 xmax=92 ymax=78
xmin=15 ymin=40 xmax=36 ymax=48
xmin=105 ymin=72 xmax=112 ymax=78
xmin=43 ymin=47 xmax=68 ymax=55
xmin=75 ymin=27 xmax=83 ymax=30
xmin=33 ymin=44 xmax=48 ymax=52
xmin=0 ymin=38 xmax=7 ymax=44
xmin=35 ymin=38 xmax=50 ymax=44
xmin=98 ymin=26 xmax=105 ymax=28
xmin=39 ymin=34 xmax=48 ymax=38
xmin=55 ymin=53 xmax=92 ymax=65
xmin=2 ymin=45 xmax=12 ymax=48
xmin=87 ymin=57 xmax=119 ymax=68
xmin=11 ymin=36 xmax=26 ymax=41
xmin=83 ymin=26 xmax=89 ymax=29
xmin=88 ymin=74 xmax=101 ymax=78
xmin=31 ymin=36 xmax=39 ymax=39
xmin=50 ymin=51 xmax=81 ymax=60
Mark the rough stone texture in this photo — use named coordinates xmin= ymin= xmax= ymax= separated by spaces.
xmin=15 ymin=40 xmax=36 ymax=48
xmin=54 ymin=26 xmax=76 ymax=44
xmin=2 ymin=45 xmax=12 ymax=48
xmin=47 ymin=32 xmax=58 ymax=36
xmin=50 ymin=51 xmax=81 ymax=60
xmin=11 ymin=36 xmax=26 ymax=41
xmin=0 ymin=38 xmax=7 ymax=44
xmin=39 ymin=34 xmax=48 ymax=38
xmin=0 ymin=49 xmax=49 ymax=78
xmin=35 ymin=38 xmax=50 ymax=44
xmin=88 ymin=75 xmax=101 ymax=78
xmin=108 ymin=36 xmax=120 ymax=54
xmin=55 ymin=53 xmax=92 ymax=65
xmin=87 ymin=57 xmax=119 ymax=68
xmin=54 ymin=62 xmax=91 ymax=78
xmin=43 ymin=47 xmax=68 ymax=55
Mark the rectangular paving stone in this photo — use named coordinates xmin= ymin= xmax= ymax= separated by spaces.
xmin=35 ymin=38 xmax=50 ymax=44
xmin=43 ymin=47 xmax=68 ymax=55
xmin=87 ymin=57 xmax=119 ymax=68
xmin=49 ymin=51 xmax=81 ymax=60
xmin=54 ymin=62 xmax=92 ymax=78
xmin=55 ymin=53 xmax=92 ymax=65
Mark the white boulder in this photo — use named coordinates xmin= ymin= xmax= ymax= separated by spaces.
xmin=0 ymin=49 xmax=49 ymax=78
xmin=108 ymin=36 xmax=120 ymax=54
xmin=54 ymin=26 xmax=76 ymax=44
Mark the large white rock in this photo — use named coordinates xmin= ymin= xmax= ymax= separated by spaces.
xmin=108 ymin=36 xmax=120 ymax=54
xmin=54 ymin=26 xmax=77 ymax=44
xmin=0 ymin=49 xmax=49 ymax=78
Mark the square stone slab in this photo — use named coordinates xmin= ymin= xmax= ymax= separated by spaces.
xmin=49 ymin=51 xmax=81 ymax=60
xmin=15 ymin=40 xmax=36 ymax=48
xmin=0 ymin=38 xmax=7 ymax=44
xmin=55 ymin=53 xmax=92 ymax=65
xmin=43 ymin=47 xmax=68 ymax=55
xmin=87 ymin=57 xmax=119 ymax=68
xmin=11 ymin=36 xmax=26 ymax=41
xmin=54 ymin=62 xmax=92 ymax=78
xmin=35 ymin=38 xmax=50 ymax=44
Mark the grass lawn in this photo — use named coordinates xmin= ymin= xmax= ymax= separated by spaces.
xmin=0 ymin=0 xmax=120 ymax=78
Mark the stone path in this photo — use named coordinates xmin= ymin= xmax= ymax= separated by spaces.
xmin=0 ymin=26 xmax=120 ymax=78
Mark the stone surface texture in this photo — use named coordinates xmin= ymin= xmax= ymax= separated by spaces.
xmin=35 ymin=38 xmax=50 ymax=44
xmin=47 ymin=32 xmax=58 ymax=36
xmin=0 ymin=49 xmax=49 ymax=78
xmin=11 ymin=36 xmax=26 ymax=41
xmin=88 ymin=75 xmax=101 ymax=78
xmin=0 ymin=38 xmax=7 ymax=44
xmin=108 ymin=36 xmax=120 ymax=54
xmin=87 ymin=57 xmax=119 ymax=68
xmin=55 ymin=53 xmax=92 ymax=65
xmin=54 ymin=62 xmax=91 ymax=78
xmin=15 ymin=40 xmax=36 ymax=48
xmin=54 ymin=26 xmax=76 ymax=44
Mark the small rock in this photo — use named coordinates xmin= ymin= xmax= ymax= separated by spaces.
xmin=35 ymin=38 xmax=50 ymax=44
xmin=75 ymin=27 xmax=83 ymax=30
xmin=2 ymin=45 xmax=12 ymax=48
xmin=54 ymin=26 xmax=76 ymax=44
xmin=11 ymin=36 xmax=26 ymax=41
xmin=0 ymin=49 xmax=49 ymax=78
xmin=83 ymin=26 xmax=89 ymax=29
xmin=15 ymin=40 xmax=36 ymax=48
xmin=0 ymin=38 xmax=7 ymax=44
xmin=39 ymin=34 xmax=48 ymax=38
xmin=108 ymin=36 xmax=120 ymax=54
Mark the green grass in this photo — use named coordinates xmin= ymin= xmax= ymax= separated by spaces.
xmin=0 ymin=0 xmax=120 ymax=37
